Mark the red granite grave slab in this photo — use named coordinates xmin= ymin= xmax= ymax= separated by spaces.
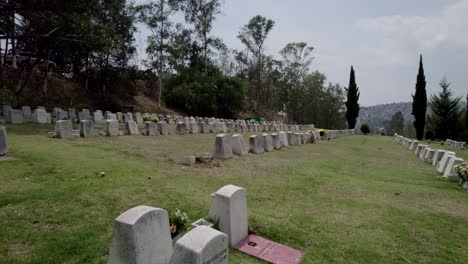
xmin=234 ymin=234 xmax=304 ymax=264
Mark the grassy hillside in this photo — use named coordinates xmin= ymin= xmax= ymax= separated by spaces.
xmin=1 ymin=124 xmax=467 ymax=263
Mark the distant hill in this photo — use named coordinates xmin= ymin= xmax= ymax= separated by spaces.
xmin=356 ymin=101 xmax=467 ymax=131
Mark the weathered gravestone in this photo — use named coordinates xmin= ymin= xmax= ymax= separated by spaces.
xmin=214 ymin=134 xmax=233 ymax=159
xmin=189 ymin=122 xmax=199 ymax=134
xmin=424 ymin=149 xmax=435 ymax=163
xmin=106 ymin=120 xmax=120 ymax=137
xmin=93 ymin=111 xmax=104 ymax=124
xmin=181 ymin=156 xmax=196 ymax=166
xmin=145 ymin=122 xmax=158 ymax=136
xmin=126 ymin=120 xmax=140 ymax=135
xmin=271 ymin=133 xmax=282 ymax=150
xmin=287 ymin=132 xmax=296 ymax=146
xmin=134 ymin=113 xmax=144 ymax=125
xmin=201 ymin=123 xmax=210 ymax=134
xmin=0 ymin=126 xmax=8 ymax=156
xmin=2 ymin=105 xmax=12 ymax=117
xmin=249 ymin=135 xmax=264 ymax=154
xmin=432 ymin=149 xmax=447 ymax=167
xmin=123 ymin=113 xmax=133 ymax=123
xmin=78 ymin=110 xmax=92 ymax=121
xmin=108 ymin=206 xmax=173 ymax=264
xmin=32 ymin=109 xmax=49 ymax=124
xmin=7 ymin=109 xmax=23 ymax=124
xmin=158 ymin=121 xmax=169 ymax=135
xmin=231 ymin=134 xmax=248 ymax=156
xmin=107 ymin=113 xmax=117 ymax=121
xmin=169 ymin=226 xmax=228 ymax=264
xmin=176 ymin=122 xmax=188 ymax=135
xmin=262 ymin=134 xmax=274 ymax=152
xmin=437 ymin=152 xmax=456 ymax=173
xmin=56 ymin=110 xmax=68 ymax=121
xmin=279 ymin=131 xmax=289 ymax=147
xmin=55 ymin=120 xmax=73 ymax=139
xmin=209 ymin=185 xmax=248 ymax=247
xmin=79 ymin=120 xmax=96 ymax=138
xmin=443 ymin=157 xmax=464 ymax=181
xmin=22 ymin=106 xmax=32 ymax=116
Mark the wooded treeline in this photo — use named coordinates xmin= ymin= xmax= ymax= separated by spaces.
xmin=1 ymin=0 xmax=348 ymax=127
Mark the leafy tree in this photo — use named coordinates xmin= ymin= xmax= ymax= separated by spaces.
xmin=412 ymin=55 xmax=427 ymax=140
xmin=135 ymin=0 xmax=179 ymax=107
xmin=345 ymin=66 xmax=360 ymax=129
xmin=427 ymin=78 xmax=461 ymax=140
xmin=360 ymin=124 xmax=370 ymax=135
xmin=237 ymin=15 xmax=275 ymax=109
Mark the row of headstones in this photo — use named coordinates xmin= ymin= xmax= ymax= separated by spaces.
xmin=394 ymin=134 xmax=464 ymax=182
xmin=445 ymin=139 xmax=467 ymax=150
xmin=108 ymin=184 xmax=247 ymax=264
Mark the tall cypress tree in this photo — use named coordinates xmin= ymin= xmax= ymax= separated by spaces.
xmin=345 ymin=66 xmax=360 ymax=129
xmin=411 ymin=55 xmax=427 ymax=140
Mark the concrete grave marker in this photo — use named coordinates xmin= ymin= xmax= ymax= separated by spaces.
xmin=55 ymin=120 xmax=73 ymax=139
xmin=214 ymin=134 xmax=233 ymax=159
xmin=443 ymin=157 xmax=464 ymax=181
xmin=158 ymin=121 xmax=169 ymax=135
xmin=145 ymin=122 xmax=158 ymax=136
xmin=22 ymin=106 xmax=32 ymax=116
xmin=262 ymin=134 xmax=274 ymax=152
xmin=0 ymin=126 xmax=8 ymax=156
xmin=79 ymin=120 xmax=96 ymax=138
xmin=108 ymin=206 xmax=173 ymax=264
xmin=432 ymin=150 xmax=446 ymax=166
xmin=231 ymin=134 xmax=248 ymax=156
xmin=169 ymin=226 xmax=228 ymax=264
xmin=209 ymin=185 xmax=248 ymax=247
xmin=176 ymin=122 xmax=188 ymax=135
xmin=437 ymin=152 xmax=456 ymax=173
xmin=126 ymin=120 xmax=140 ymax=135
xmin=249 ymin=135 xmax=264 ymax=154
xmin=33 ymin=109 xmax=49 ymax=124
xmin=106 ymin=120 xmax=120 ymax=137
xmin=6 ymin=109 xmax=23 ymax=124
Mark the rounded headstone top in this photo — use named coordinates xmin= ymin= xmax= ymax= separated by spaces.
xmin=215 ymin=185 xmax=245 ymax=198
xmin=116 ymin=205 xmax=167 ymax=225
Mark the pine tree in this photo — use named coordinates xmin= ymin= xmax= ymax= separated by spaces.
xmin=428 ymin=78 xmax=461 ymax=140
xmin=345 ymin=66 xmax=360 ymax=129
xmin=411 ymin=55 xmax=427 ymax=140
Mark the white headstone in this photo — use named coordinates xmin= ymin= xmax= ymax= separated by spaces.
xmin=169 ymin=226 xmax=228 ymax=264
xmin=432 ymin=149 xmax=446 ymax=167
xmin=80 ymin=120 xmax=96 ymax=138
xmin=209 ymin=185 xmax=248 ymax=247
xmin=231 ymin=134 xmax=248 ymax=156
xmin=443 ymin=157 xmax=464 ymax=181
xmin=55 ymin=120 xmax=73 ymax=139
xmin=249 ymin=135 xmax=264 ymax=154
xmin=145 ymin=122 xmax=158 ymax=136
xmin=0 ymin=126 xmax=8 ymax=156
xmin=214 ymin=134 xmax=233 ymax=159
xmin=262 ymin=134 xmax=274 ymax=152
xmin=33 ymin=109 xmax=49 ymax=124
xmin=106 ymin=120 xmax=120 ymax=137
xmin=437 ymin=152 xmax=456 ymax=173
xmin=108 ymin=206 xmax=173 ymax=264
xmin=126 ymin=120 xmax=140 ymax=135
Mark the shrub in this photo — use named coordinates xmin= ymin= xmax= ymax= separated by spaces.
xmin=142 ymin=113 xmax=159 ymax=123
xmin=360 ymin=124 xmax=370 ymax=135
xmin=168 ymin=208 xmax=189 ymax=238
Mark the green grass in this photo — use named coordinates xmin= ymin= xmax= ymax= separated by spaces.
xmin=1 ymin=123 xmax=467 ymax=263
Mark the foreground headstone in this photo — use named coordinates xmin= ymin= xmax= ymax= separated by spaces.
xmin=214 ymin=134 xmax=233 ymax=159
xmin=209 ymin=185 xmax=248 ymax=247
xmin=108 ymin=206 xmax=173 ymax=264
xmin=55 ymin=120 xmax=73 ymax=139
xmin=106 ymin=120 xmax=120 ymax=137
xmin=145 ymin=122 xmax=158 ymax=136
xmin=126 ymin=120 xmax=140 ymax=135
xmin=169 ymin=226 xmax=228 ymax=264
xmin=249 ymin=135 xmax=264 ymax=154
xmin=79 ymin=120 xmax=96 ymax=138
xmin=0 ymin=126 xmax=8 ymax=156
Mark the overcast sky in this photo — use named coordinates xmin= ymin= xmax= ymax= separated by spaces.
xmin=135 ymin=0 xmax=468 ymax=106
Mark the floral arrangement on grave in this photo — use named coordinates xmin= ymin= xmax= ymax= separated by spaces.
xmin=168 ymin=208 xmax=189 ymax=238
xmin=455 ymin=162 xmax=468 ymax=182
xmin=142 ymin=113 xmax=159 ymax=123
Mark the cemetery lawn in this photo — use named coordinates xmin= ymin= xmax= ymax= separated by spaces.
xmin=1 ymin=123 xmax=468 ymax=264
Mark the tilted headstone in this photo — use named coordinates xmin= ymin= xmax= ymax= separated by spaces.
xmin=106 ymin=120 xmax=120 ymax=137
xmin=145 ymin=122 xmax=158 ymax=136
xmin=443 ymin=157 xmax=464 ymax=181
xmin=79 ymin=120 xmax=96 ymax=138
xmin=158 ymin=121 xmax=169 ymax=135
xmin=214 ymin=134 xmax=233 ymax=159
xmin=209 ymin=185 xmax=248 ymax=247
xmin=437 ymin=152 xmax=456 ymax=173
xmin=432 ymin=149 xmax=446 ymax=166
xmin=108 ymin=206 xmax=173 ymax=264
xmin=249 ymin=135 xmax=264 ymax=154
xmin=169 ymin=226 xmax=228 ymax=264
xmin=55 ymin=120 xmax=73 ymax=139
xmin=126 ymin=120 xmax=140 ymax=135
xmin=0 ymin=126 xmax=8 ymax=156
xmin=134 ymin=113 xmax=144 ymax=125
xmin=22 ymin=106 xmax=32 ymax=116
xmin=6 ymin=109 xmax=23 ymax=124
xmin=262 ymin=134 xmax=274 ymax=152
xmin=231 ymin=134 xmax=248 ymax=156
